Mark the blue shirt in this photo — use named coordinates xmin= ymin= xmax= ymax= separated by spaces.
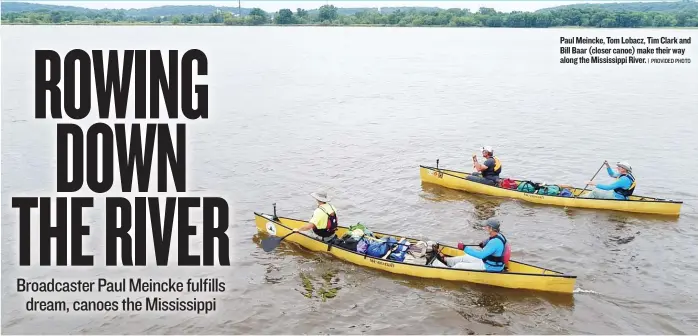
xmin=595 ymin=167 xmax=633 ymax=200
xmin=464 ymin=234 xmax=505 ymax=272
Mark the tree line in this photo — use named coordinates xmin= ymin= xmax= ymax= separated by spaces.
xmin=3 ymin=5 xmax=698 ymax=28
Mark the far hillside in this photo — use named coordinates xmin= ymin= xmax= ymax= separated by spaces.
xmin=306 ymin=7 xmax=442 ymax=15
xmin=539 ymin=0 xmax=698 ymax=12
xmin=0 ymin=2 xmax=442 ymax=16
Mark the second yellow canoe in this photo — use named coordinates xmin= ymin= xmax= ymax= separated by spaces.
xmin=420 ymin=164 xmax=682 ymax=216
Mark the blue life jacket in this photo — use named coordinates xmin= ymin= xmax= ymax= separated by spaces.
xmin=482 ymin=234 xmax=507 ymax=270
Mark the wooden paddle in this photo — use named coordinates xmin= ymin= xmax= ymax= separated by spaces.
xmin=575 ymin=161 xmax=607 ymax=198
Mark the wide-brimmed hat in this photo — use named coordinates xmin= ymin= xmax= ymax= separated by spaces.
xmin=481 ymin=146 xmax=494 ymax=153
xmin=310 ymin=191 xmax=331 ymax=202
xmin=616 ymin=161 xmax=632 ymax=173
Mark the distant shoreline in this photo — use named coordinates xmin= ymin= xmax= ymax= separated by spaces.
xmin=4 ymin=1 xmax=698 ymax=29
xmin=3 ymin=22 xmax=698 ymax=29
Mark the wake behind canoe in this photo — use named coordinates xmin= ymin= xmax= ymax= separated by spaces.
xmin=419 ymin=165 xmax=682 ymax=216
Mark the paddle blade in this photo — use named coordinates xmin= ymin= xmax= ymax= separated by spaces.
xmin=261 ymin=236 xmax=283 ymax=252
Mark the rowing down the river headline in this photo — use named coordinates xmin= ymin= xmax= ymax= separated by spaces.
xmin=10 ymin=49 xmax=232 ymax=267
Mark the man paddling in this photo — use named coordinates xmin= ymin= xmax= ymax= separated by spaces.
xmin=584 ymin=161 xmax=636 ymax=200
xmin=432 ymin=218 xmax=510 ymax=272
xmin=293 ymin=191 xmax=338 ymax=242
xmin=466 ymin=146 xmax=502 ymax=186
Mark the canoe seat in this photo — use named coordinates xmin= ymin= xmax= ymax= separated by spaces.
xmin=425 ymin=244 xmax=446 ymax=266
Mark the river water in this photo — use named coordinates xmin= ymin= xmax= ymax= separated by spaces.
xmin=2 ymin=26 xmax=698 ymax=334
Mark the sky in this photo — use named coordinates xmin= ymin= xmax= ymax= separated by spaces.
xmin=3 ymin=0 xmax=659 ymax=12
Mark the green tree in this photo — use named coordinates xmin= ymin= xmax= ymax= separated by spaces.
xmin=275 ymin=8 xmax=295 ymax=24
xmin=247 ymin=8 xmax=268 ymax=25
xmin=478 ymin=7 xmax=497 ymax=15
xmin=599 ymin=16 xmax=617 ymax=27
xmin=208 ymin=12 xmax=223 ymax=23
xmin=339 ymin=15 xmax=356 ymax=25
xmin=535 ymin=12 xmax=552 ymax=27
xmin=50 ymin=11 xmax=61 ymax=23
xmin=653 ymin=13 xmax=678 ymax=26
xmin=485 ymin=15 xmax=503 ymax=27
xmin=222 ymin=12 xmax=234 ymax=25
xmin=249 ymin=8 xmax=267 ymax=17
xmin=318 ymin=5 xmax=338 ymax=22
xmin=452 ymin=16 xmax=479 ymax=26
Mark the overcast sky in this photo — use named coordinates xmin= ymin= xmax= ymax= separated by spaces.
xmin=8 ymin=0 xmax=653 ymax=12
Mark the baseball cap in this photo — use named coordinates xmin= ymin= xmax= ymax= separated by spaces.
xmin=484 ymin=218 xmax=501 ymax=232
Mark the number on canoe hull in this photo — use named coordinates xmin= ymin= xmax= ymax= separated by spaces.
xmin=432 ymin=171 xmax=444 ymax=179
xmin=266 ymin=222 xmax=277 ymax=236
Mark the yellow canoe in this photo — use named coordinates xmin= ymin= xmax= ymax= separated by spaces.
xmin=254 ymin=211 xmax=577 ymax=294
xmin=419 ymin=164 xmax=683 ymax=216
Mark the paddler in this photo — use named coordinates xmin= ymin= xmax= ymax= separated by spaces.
xmin=432 ymin=218 xmax=510 ymax=272
xmin=293 ymin=191 xmax=339 ymax=242
xmin=466 ymin=146 xmax=502 ymax=186
xmin=584 ymin=161 xmax=636 ymax=200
